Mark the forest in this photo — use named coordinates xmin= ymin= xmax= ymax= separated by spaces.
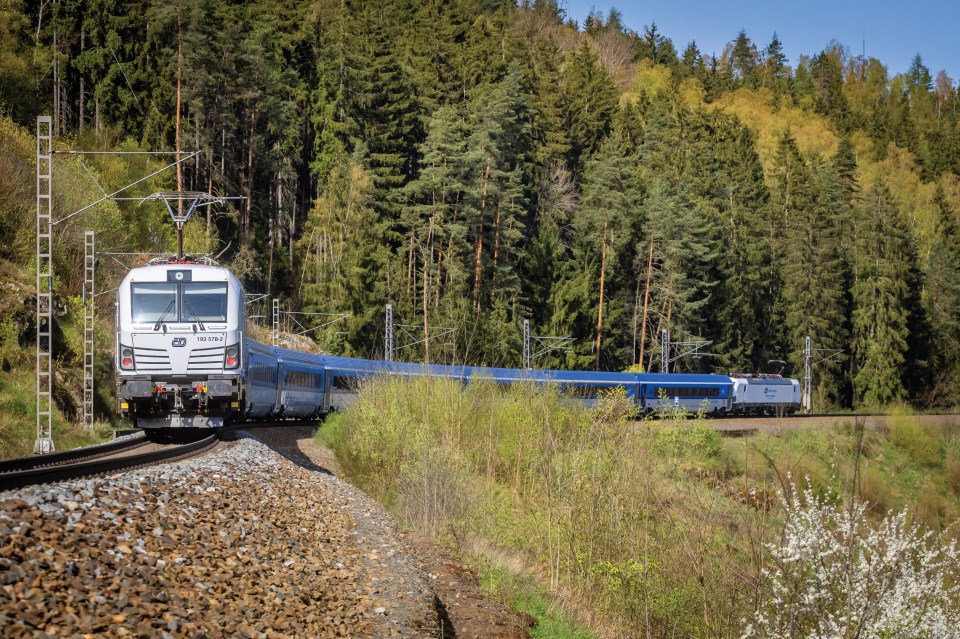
xmin=2 ymin=0 xmax=960 ymax=409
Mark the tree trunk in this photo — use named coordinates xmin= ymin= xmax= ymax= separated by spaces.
xmin=473 ymin=163 xmax=490 ymax=312
xmin=595 ymin=219 xmax=608 ymax=371
xmin=424 ymin=215 xmax=435 ymax=364
xmin=244 ymin=109 xmax=256 ymax=244
xmin=492 ymin=203 xmax=502 ymax=293
xmin=423 ymin=257 xmax=430 ymax=365
xmin=407 ymin=229 xmax=415 ymax=298
xmin=638 ymin=238 xmax=654 ymax=368
xmin=267 ymin=216 xmax=275 ymax=295
xmin=207 ymin=153 xmax=214 ymax=229
xmin=78 ymin=28 xmax=85 ymax=134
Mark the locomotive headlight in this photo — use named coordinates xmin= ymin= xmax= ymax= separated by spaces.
xmin=120 ymin=346 xmax=135 ymax=370
xmin=224 ymin=343 xmax=239 ymax=369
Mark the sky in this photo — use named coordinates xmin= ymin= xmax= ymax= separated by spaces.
xmin=562 ymin=0 xmax=959 ymax=81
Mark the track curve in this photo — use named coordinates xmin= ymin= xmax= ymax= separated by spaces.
xmin=0 ymin=434 xmax=219 ymax=492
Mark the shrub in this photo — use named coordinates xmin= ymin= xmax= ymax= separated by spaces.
xmin=888 ymin=419 xmax=941 ymax=467
xmin=744 ymin=482 xmax=960 ymax=639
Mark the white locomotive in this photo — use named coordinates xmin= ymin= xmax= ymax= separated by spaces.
xmin=115 ymin=257 xmax=246 ymax=429
xmin=729 ymin=374 xmax=801 ymax=415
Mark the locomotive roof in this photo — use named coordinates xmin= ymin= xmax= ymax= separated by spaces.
xmin=123 ymin=261 xmax=237 ymax=282
xmin=733 ymin=377 xmax=796 ymax=385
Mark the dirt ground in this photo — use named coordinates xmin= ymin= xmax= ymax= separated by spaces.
xmin=261 ymin=426 xmax=535 ymax=639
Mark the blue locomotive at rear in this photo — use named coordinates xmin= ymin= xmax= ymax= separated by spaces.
xmin=116 ymin=257 xmax=246 ymax=429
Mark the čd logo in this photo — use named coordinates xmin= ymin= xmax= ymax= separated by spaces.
xmin=171 ymin=337 xmax=187 ymax=347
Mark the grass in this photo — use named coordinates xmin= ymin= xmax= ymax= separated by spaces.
xmin=477 ymin=558 xmax=595 ymax=639
xmin=0 ymin=366 xmax=113 ymax=459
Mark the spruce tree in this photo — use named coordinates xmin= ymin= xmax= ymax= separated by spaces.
xmin=781 ymin=156 xmax=847 ymax=399
xmin=851 ymin=180 xmax=916 ymax=406
xmin=709 ymin=123 xmax=771 ymax=373
xmin=559 ymin=42 xmax=618 ymax=176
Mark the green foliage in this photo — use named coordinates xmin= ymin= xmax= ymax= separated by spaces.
xmin=477 ymin=559 xmax=595 ymax=639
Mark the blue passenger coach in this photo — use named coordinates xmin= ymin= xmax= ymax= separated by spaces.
xmin=636 ymin=373 xmax=733 ymax=414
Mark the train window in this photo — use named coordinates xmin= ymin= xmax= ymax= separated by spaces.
xmin=333 ymin=376 xmax=359 ymax=390
xmin=131 ymin=283 xmax=177 ymax=323
xmin=180 ymin=283 xmax=228 ymax=322
xmin=562 ymin=385 xmax=614 ymax=398
xmin=255 ymin=365 xmax=276 ymax=384
xmin=650 ymin=386 xmax=721 ymax=398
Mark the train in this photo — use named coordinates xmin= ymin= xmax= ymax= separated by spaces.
xmin=115 ymin=257 xmax=801 ymax=433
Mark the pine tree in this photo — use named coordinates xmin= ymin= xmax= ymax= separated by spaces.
xmin=566 ymin=134 xmax=641 ymax=369
xmin=0 ymin=0 xmax=40 ymax=124
xmin=463 ymin=67 xmax=532 ymax=316
xmin=297 ymin=146 xmax=386 ymax=356
xmin=922 ymin=185 xmax=960 ymax=404
xmin=310 ymin=0 xmax=361 ymax=184
xmin=402 ymin=105 xmax=471 ymax=361
xmin=730 ymin=30 xmax=758 ymax=88
xmin=760 ymin=32 xmax=789 ymax=102
xmin=811 ymin=46 xmax=851 ymax=132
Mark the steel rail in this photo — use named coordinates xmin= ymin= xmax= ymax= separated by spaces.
xmin=0 ymin=433 xmax=148 ymax=474
xmin=0 ymin=434 xmax=218 ymax=492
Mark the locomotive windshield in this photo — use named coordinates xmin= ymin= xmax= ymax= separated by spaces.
xmin=130 ymin=282 xmax=228 ymax=323
xmin=131 ymin=283 xmax=177 ymax=323
xmin=180 ymin=283 xmax=228 ymax=322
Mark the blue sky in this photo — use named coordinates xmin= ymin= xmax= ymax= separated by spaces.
xmin=562 ymin=1 xmax=959 ymax=81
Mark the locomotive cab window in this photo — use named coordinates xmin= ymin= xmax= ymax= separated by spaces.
xmin=180 ymin=283 xmax=228 ymax=322
xmin=129 ymin=281 xmax=228 ymax=323
xmin=131 ymin=283 xmax=177 ymax=323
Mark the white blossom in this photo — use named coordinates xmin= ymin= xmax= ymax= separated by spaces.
xmin=743 ymin=482 xmax=960 ymax=639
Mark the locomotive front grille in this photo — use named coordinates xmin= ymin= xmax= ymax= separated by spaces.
xmin=133 ymin=346 xmax=172 ymax=371
xmin=188 ymin=345 xmax=226 ymax=373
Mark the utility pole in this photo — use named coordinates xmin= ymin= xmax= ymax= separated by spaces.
xmin=272 ymin=299 xmax=280 ymax=347
xmin=661 ymin=329 xmax=669 ymax=373
xmin=82 ymin=231 xmax=95 ymax=431
xmin=33 ymin=115 xmax=201 ymax=454
xmin=521 ymin=320 xmax=573 ymax=371
xmin=35 ymin=116 xmax=54 ymax=454
xmin=385 ymin=304 xmax=394 ymax=362
xmin=661 ymin=329 xmax=714 ymax=373
xmin=523 ymin=319 xmax=531 ymax=369
xmin=801 ymin=335 xmax=843 ymax=414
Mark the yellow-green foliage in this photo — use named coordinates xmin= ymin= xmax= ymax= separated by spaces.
xmin=626 ymin=61 xmax=674 ymax=101
xmin=325 ymin=381 xmax=960 ymax=636
xmin=888 ymin=417 xmax=941 ymax=467
xmin=712 ymin=88 xmax=838 ymax=172
xmin=702 ymin=87 xmax=959 ymax=259
xmin=0 ymin=116 xmax=36 ymax=264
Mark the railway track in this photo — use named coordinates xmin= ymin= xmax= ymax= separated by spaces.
xmin=0 ymin=433 xmax=220 ymax=492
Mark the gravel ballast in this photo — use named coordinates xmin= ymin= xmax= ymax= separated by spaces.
xmin=0 ymin=435 xmax=439 ymax=638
